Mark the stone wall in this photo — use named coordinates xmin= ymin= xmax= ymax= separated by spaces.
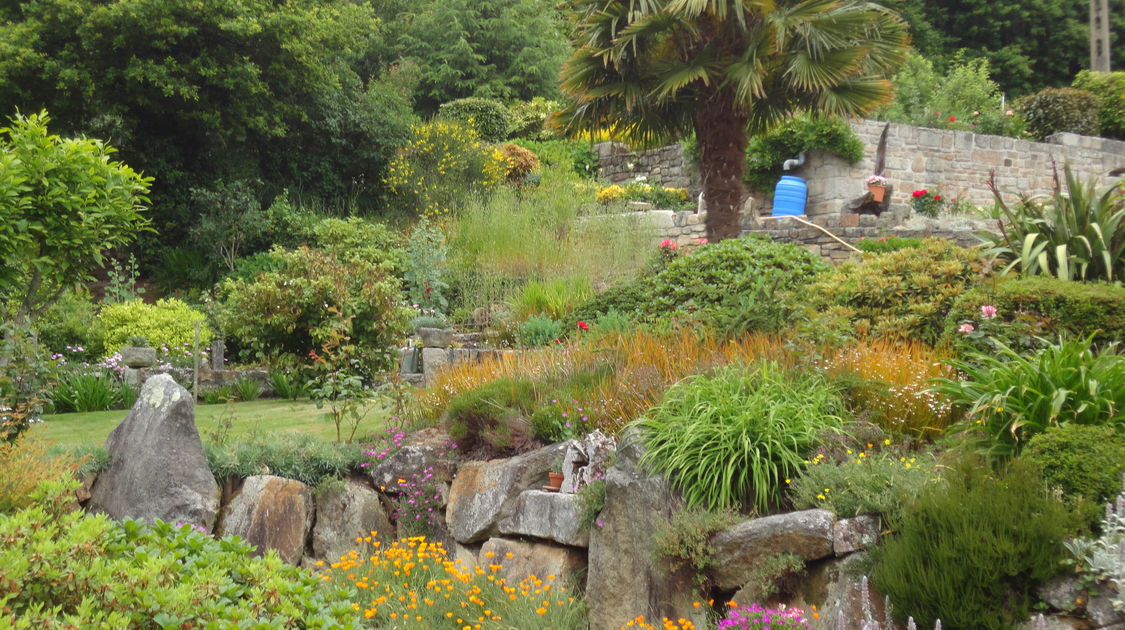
xmin=597 ymin=120 xmax=1125 ymax=220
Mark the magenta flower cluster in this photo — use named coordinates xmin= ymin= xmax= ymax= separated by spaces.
xmin=718 ymin=604 xmax=811 ymax=630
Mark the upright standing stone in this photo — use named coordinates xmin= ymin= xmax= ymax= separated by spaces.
xmin=88 ymin=374 xmax=220 ymax=530
xmin=219 ymin=475 xmax=314 ymax=565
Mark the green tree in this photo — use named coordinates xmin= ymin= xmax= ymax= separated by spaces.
xmin=556 ymin=0 xmax=909 ymax=241
xmin=374 ymin=0 xmax=570 ymax=113
xmin=0 ymin=111 xmax=151 ymax=323
xmin=0 ymin=0 xmax=415 ymax=248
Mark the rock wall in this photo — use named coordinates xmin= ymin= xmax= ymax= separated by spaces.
xmin=597 ymin=120 xmax=1125 ymax=220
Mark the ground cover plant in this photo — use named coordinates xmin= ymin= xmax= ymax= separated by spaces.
xmin=319 ymin=535 xmax=586 ymax=629
xmin=635 ymin=361 xmax=847 ymax=512
xmin=0 ymin=480 xmax=360 ymax=627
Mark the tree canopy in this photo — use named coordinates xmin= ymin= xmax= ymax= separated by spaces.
xmin=0 ymin=111 xmax=151 ymax=322
xmin=557 ymin=0 xmax=909 ymax=240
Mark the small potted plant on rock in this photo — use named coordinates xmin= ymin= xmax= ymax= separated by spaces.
xmin=865 ymin=174 xmax=889 ymax=202
xmin=412 ymin=313 xmax=453 ymax=348
xmin=120 ymin=335 xmax=156 ymax=369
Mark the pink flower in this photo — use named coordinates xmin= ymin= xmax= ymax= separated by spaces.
xmin=659 ymin=239 xmax=678 ymax=250
xmin=696 ymin=237 xmax=709 ymax=244
xmin=980 ymin=304 xmax=997 ymax=319
xmin=958 ymin=323 xmax=975 ymax=334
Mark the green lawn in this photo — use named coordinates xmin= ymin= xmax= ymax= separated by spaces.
xmin=32 ymin=398 xmax=389 ymax=447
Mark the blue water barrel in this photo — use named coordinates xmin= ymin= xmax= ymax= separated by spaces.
xmin=772 ymin=175 xmax=807 ymax=216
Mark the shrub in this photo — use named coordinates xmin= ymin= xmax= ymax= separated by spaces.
xmin=444 ymin=378 xmax=538 ymax=454
xmin=909 ymin=189 xmax=945 ymax=218
xmin=1 ymin=323 xmax=57 ymax=443
xmin=652 ymin=507 xmax=739 ymax=582
xmin=1021 ymin=424 xmax=1125 ymax=506
xmin=510 ymin=138 xmax=598 ymax=178
xmin=737 ymin=114 xmax=864 ymax=191
xmin=1016 ymin=87 xmax=1101 ymax=140
xmin=933 ymin=338 xmax=1125 ymax=460
xmin=517 ymin=315 xmax=565 ymax=347
xmin=789 ymin=448 xmax=939 ymax=526
xmin=569 ymin=279 xmax=650 ymax=323
xmin=873 ymin=458 xmax=1074 ymax=630
xmin=0 ymin=482 xmax=359 ymax=627
xmin=498 ymin=142 xmax=540 ymax=183
xmin=980 ymin=166 xmax=1125 ymax=282
xmin=384 ymin=120 xmax=508 ymax=218
xmin=269 ymin=369 xmax=310 ymax=400
xmin=48 ymin=370 xmax=129 ymax=413
xmin=575 ymin=479 xmax=607 ymax=531
xmin=643 ymin=236 xmax=828 ymax=320
xmin=853 ymin=236 xmax=925 ymax=253
xmin=321 ymin=536 xmax=586 ymax=628
xmin=944 ymin=276 xmax=1125 ymax=351
xmin=219 ymin=246 xmax=410 ymax=374
xmin=305 ymin=216 xmax=406 ymax=273
xmin=201 ymin=384 xmax=237 ymax=405
xmin=808 ymin=238 xmax=981 ymax=344
xmin=508 ymin=97 xmax=561 ymax=140
xmin=822 ymin=339 xmax=957 ymax=440
xmin=1072 ymin=70 xmax=1125 ymax=140
xmin=437 ymin=97 xmax=513 ymax=141
xmin=635 ymin=362 xmax=846 ymax=512
xmin=232 ymin=377 xmax=262 ymax=402
xmin=32 ymin=291 xmax=105 ymax=361
xmin=204 ymin=433 xmax=368 ymax=485
xmin=97 ymin=298 xmax=212 ymax=355
xmin=0 ymin=439 xmax=76 ymax=513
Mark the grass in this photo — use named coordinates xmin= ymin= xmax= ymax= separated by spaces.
xmin=32 ymin=398 xmax=388 ymax=447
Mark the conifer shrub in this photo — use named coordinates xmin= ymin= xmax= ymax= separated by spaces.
xmin=873 ymin=458 xmax=1074 ymax=630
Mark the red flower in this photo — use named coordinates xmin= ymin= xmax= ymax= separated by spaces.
xmin=577 ymin=321 xmax=590 ymax=331
xmin=948 ymin=116 xmax=956 ymax=122
xmin=933 ymin=195 xmax=942 ymax=201
xmin=912 ymin=189 xmax=927 ymax=198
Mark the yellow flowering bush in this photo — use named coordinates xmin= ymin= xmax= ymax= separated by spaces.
xmin=319 ymin=535 xmax=586 ymax=629
xmin=384 ymin=121 xmax=509 ymax=219
xmin=596 ymin=184 xmax=626 ymax=204
xmin=595 ymin=183 xmax=692 ymax=209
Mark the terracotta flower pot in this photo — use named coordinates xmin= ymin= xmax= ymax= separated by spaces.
xmin=546 ymin=472 xmax=565 ymax=491
xmin=867 ymin=184 xmax=886 ymax=202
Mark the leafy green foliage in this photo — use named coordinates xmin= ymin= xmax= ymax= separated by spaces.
xmin=1072 ymin=70 xmax=1125 ymax=140
xmin=508 ymin=97 xmax=562 ymax=141
xmin=741 ymin=115 xmax=864 ymax=192
xmin=808 ymin=238 xmax=981 ymax=343
xmin=1021 ymin=424 xmax=1125 ymax=508
xmin=645 ymin=236 xmax=828 ymax=320
xmin=0 ymin=0 xmax=415 ymax=248
xmin=854 ymin=236 xmax=925 ymax=253
xmin=188 ymin=180 xmax=267 ymax=273
xmin=934 ymin=338 xmax=1125 ymax=460
xmin=97 ymin=298 xmax=212 ymax=355
xmin=873 ymin=459 xmax=1074 ymax=630
xmin=509 ymin=278 xmax=594 ymax=322
xmin=981 ymin=167 xmax=1125 ymax=282
xmin=0 ymin=324 xmax=54 ymax=443
xmin=636 ymin=362 xmax=846 ymax=512
xmin=873 ymin=52 xmax=1026 ymax=137
xmin=1016 ymin=88 xmax=1101 ymax=140
xmin=0 ymin=439 xmax=77 ymax=514
xmin=443 ymin=378 xmax=537 ymax=454
xmin=219 ymin=246 xmax=410 ymax=375
xmin=790 ymin=450 xmax=939 ymax=525
xmin=0 ymin=111 xmax=151 ymax=322
xmin=517 ymin=315 xmax=565 ymax=347
xmin=48 ymin=371 xmax=136 ymax=413
xmin=306 ymin=216 xmax=407 ymax=273
xmin=652 ymin=507 xmax=739 ymax=583
xmin=509 ymin=139 xmax=599 ymax=178
xmin=32 ymin=291 xmax=105 ymax=361
xmin=437 ymin=97 xmax=513 ymax=142
xmin=0 ymin=481 xmax=360 ymax=627
xmin=574 ymin=479 xmax=607 ymax=531
xmin=944 ymin=276 xmax=1125 ymax=350
xmin=376 ymin=0 xmax=569 ymax=113
xmin=205 ymin=433 xmax=368 ymax=486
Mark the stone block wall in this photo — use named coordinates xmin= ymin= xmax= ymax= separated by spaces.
xmin=596 ymin=120 xmax=1125 ymax=220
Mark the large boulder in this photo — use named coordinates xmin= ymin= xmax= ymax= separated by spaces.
xmin=311 ymin=480 xmax=393 ymax=562
xmin=497 ymin=490 xmax=589 ymax=547
xmin=445 ymin=443 xmax=567 ymax=543
xmin=586 ymin=427 xmax=703 ymax=630
xmin=709 ymin=509 xmax=836 ymax=592
xmin=88 ymin=374 xmax=220 ymax=530
xmin=368 ymin=427 xmax=456 ymax=493
xmin=833 ymin=515 xmax=881 ymax=556
xmin=478 ymin=537 xmax=587 ymax=585
xmin=219 ymin=475 xmax=313 ymax=565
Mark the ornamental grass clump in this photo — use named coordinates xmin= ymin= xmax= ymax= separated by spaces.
xmin=635 ymin=362 xmax=846 ymax=512
xmin=319 ymin=535 xmax=586 ymax=629
xmin=933 ymin=337 xmax=1125 ymax=460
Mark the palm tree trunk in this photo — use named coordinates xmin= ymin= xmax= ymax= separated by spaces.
xmin=695 ymin=92 xmax=748 ymax=241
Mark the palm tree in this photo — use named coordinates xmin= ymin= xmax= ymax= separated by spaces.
xmin=555 ymin=0 xmax=909 ymax=240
